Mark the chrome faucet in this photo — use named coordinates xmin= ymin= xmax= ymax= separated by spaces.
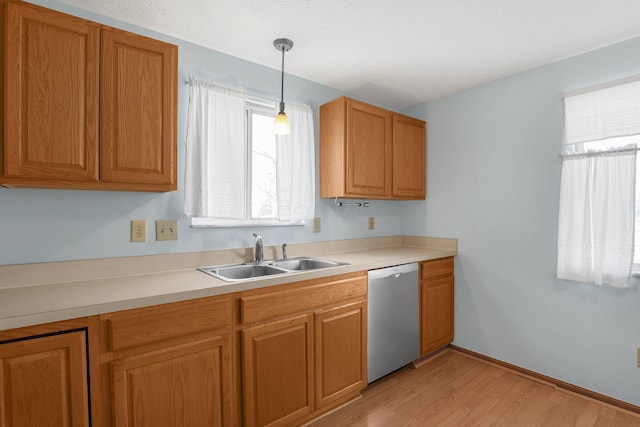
xmin=253 ymin=233 xmax=263 ymax=263
xmin=282 ymin=243 xmax=288 ymax=260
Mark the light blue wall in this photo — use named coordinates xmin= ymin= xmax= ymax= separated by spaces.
xmin=0 ymin=0 xmax=404 ymax=265
xmin=403 ymin=37 xmax=640 ymax=406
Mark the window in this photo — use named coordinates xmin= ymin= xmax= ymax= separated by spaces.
xmin=248 ymin=103 xmax=278 ymax=220
xmin=184 ymin=77 xmax=315 ymax=227
xmin=557 ymin=79 xmax=640 ymax=287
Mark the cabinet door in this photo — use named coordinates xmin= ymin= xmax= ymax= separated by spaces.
xmin=392 ymin=113 xmax=426 ymax=199
xmin=111 ymin=335 xmax=230 ymax=427
xmin=345 ymin=99 xmax=391 ymax=197
xmin=0 ymin=330 xmax=90 ymax=427
xmin=100 ymin=28 xmax=177 ymax=190
xmin=420 ymin=258 xmax=455 ymax=356
xmin=242 ymin=314 xmax=314 ymax=427
xmin=314 ymin=301 xmax=367 ymax=409
xmin=4 ymin=2 xmax=99 ymax=182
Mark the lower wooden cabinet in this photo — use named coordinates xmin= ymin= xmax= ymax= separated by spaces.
xmin=0 ymin=320 xmax=97 ymax=427
xmin=238 ymin=272 xmax=368 ymax=427
xmin=111 ymin=336 xmax=229 ymax=427
xmin=242 ymin=314 xmax=314 ymax=427
xmin=0 ymin=260 xmax=458 ymax=427
xmin=314 ymin=301 xmax=367 ymax=409
xmin=0 ymin=331 xmax=89 ymax=427
xmin=101 ymin=295 xmax=233 ymax=427
xmin=420 ymin=257 xmax=455 ymax=356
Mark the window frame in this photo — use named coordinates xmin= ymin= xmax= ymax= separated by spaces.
xmin=190 ymin=97 xmax=305 ymax=228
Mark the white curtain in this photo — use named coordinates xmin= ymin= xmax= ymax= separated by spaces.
xmin=184 ymin=77 xmax=246 ymax=218
xmin=557 ymin=149 xmax=636 ymax=287
xmin=185 ymin=76 xmax=316 ymax=222
xmin=276 ymin=103 xmax=316 ymax=221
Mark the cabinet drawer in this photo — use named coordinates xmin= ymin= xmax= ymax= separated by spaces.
xmin=421 ymin=257 xmax=454 ymax=281
xmin=105 ymin=294 xmax=232 ymax=351
xmin=239 ymin=272 xmax=367 ymax=325
xmin=422 ymin=274 xmax=453 ymax=290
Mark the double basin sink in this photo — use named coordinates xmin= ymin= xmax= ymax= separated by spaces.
xmin=198 ymin=257 xmax=349 ymax=282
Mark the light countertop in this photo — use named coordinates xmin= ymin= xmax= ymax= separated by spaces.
xmin=0 ymin=236 xmax=457 ymax=331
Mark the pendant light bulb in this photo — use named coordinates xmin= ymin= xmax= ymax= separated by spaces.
xmin=273 ymin=38 xmax=293 ymax=136
xmin=274 ymin=108 xmax=290 ymax=136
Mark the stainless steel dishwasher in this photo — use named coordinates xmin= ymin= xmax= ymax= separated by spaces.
xmin=368 ymin=262 xmax=420 ymax=383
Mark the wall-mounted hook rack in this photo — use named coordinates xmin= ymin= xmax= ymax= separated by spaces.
xmin=334 ymin=198 xmax=370 ymax=208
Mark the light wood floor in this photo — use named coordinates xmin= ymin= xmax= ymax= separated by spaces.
xmin=308 ymin=349 xmax=640 ymax=427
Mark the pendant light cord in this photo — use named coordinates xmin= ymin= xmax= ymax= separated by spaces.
xmin=280 ymin=47 xmax=285 ymax=112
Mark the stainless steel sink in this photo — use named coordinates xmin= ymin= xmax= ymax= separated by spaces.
xmin=269 ymin=257 xmax=347 ymax=271
xmin=198 ymin=257 xmax=349 ymax=282
xmin=198 ymin=264 xmax=289 ymax=282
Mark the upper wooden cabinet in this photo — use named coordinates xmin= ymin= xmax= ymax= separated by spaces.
xmin=320 ymin=97 xmax=426 ymax=200
xmin=4 ymin=1 xmax=100 ymax=183
xmin=1 ymin=0 xmax=177 ymax=191
xmin=393 ymin=113 xmax=426 ymax=198
xmin=100 ymin=28 xmax=176 ymax=188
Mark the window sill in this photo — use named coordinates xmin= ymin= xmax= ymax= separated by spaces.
xmin=191 ymin=218 xmax=305 ymax=228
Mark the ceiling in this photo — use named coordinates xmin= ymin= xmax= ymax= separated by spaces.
xmin=54 ymin=0 xmax=640 ymax=109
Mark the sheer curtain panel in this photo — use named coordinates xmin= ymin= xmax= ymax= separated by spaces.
xmin=184 ymin=77 xmax=246 ymax=218
xmin=557 ymin=149 xmax=636 ymax=287
xmin=276 ymin=102 xmax=316 ymax=221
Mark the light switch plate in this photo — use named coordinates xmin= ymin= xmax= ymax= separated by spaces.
xmin=156 ymin=220 xmax=178 ymax=241
xmin=368 ymin=217 xmax=375 ymax=230
xmin=131 ymin=220 xmax=147 ymax=242
xmin=313 ymin=217 xmax=321 ymax=233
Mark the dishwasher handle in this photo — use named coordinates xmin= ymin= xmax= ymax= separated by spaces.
xmin=368 ymin=262 xmax=418 ymax=280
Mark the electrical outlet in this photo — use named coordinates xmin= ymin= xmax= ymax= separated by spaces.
xmin=131 ymin=220 xmax=147 ymax=242
xmin=637 ymin=348 xmax=640 ymax=368
xmin=368 ymin=217 xmax=375 ymax=230
xmin=313 ymin=217 xmax=321 ymax=233
xmin=156 ymin=220 xmax=178 ymax=241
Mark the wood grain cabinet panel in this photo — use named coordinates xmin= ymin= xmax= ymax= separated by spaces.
xmin=242 ymin=314 xmax=314 ymax=427
xmin=105 ymin=295 xmax=232 ymax=352
xmin=392 ymin=113 xmax=426 ymax=198
xmin=103 ymin=295 xmax=233 ymax=427
xmin=100 ymin=28 xmax=177 ymax=189
xmin=111 ymin=336 xmax=229 ymax=427
xmin=314 ymin=301 xmax=367 ymax=409
xmin=0 ymin=330 xmax=90 ymax=427
xmin=237 ymin=272 xmax=368 ymax=426
xmin=1 ymin=1 xmax=177 ymax=191
xmin=319 ymin=96 xmax=425 ymax=200
xmin=4 ymin=1 xmax=100 ymax=182
xmin=239 ymin=271 xmax=367 ymax=324
xmin=345 ymin=100 xmax=392 ymax=197
xmin=420 ymin=257 xmax=455 ymax=356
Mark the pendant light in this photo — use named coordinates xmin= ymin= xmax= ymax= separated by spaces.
xmin=273 ymin=38 xmax=293 ymax=136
